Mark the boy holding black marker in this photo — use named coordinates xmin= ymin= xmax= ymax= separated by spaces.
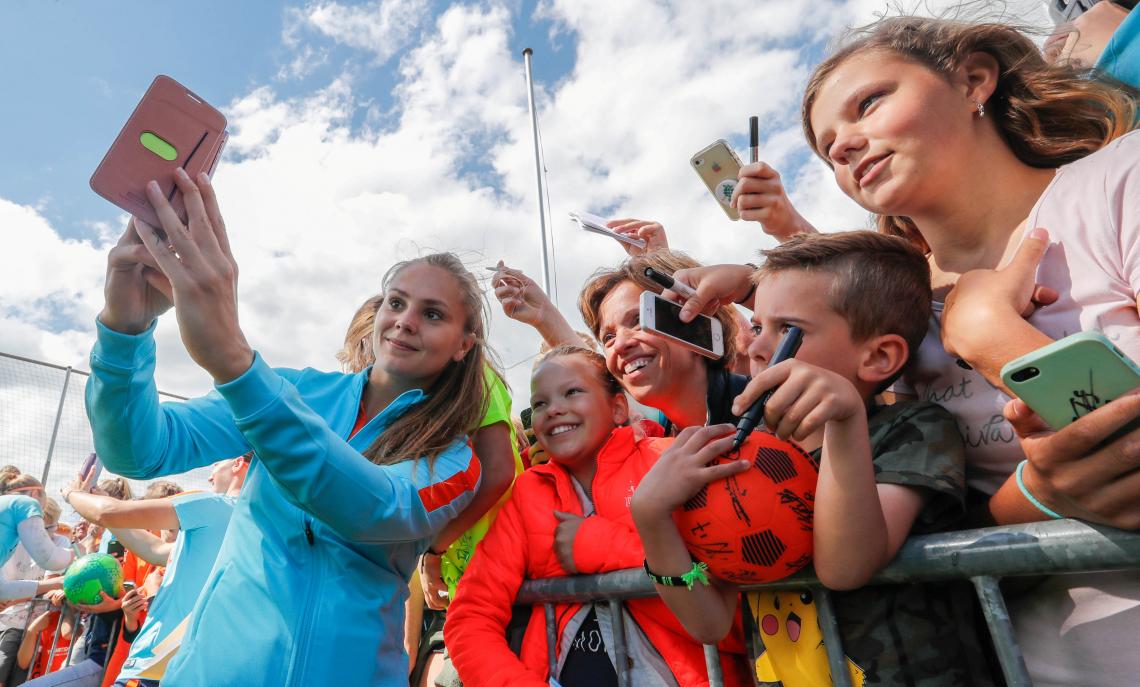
xmin=632 ymin=231 xmax=992 ymax=686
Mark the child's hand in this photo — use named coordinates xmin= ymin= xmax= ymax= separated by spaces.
xmin=552 ymin=511 xmax=585 ymax=574
xmin=730 ymin=162 xmax=815 ymax=241
xmin=632 ymin=425 xmax=749 ymax=520
xmin=732 ymin=360 xmax=863 ymax=442
xmin=120 ymin=588 xmax=147 ymax=623
xmin=605 ymin=218 xmax=669 ymax=256
xmin=941 ymin=228 xmax=1058 ymax=363
xmin=74 ymin=590 xmax=122 ymax=615
xmin=44 ymin=589 xmax=67 ymax=607
xmin=418 ymin=553 xmax=450 ymax=610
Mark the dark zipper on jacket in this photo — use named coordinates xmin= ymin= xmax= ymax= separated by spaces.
xmin=304 ymin=517 xmax=315 ymax=546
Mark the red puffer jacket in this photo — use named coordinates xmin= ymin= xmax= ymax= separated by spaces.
xmin=445 ymin=425 xmax=752 ymax=687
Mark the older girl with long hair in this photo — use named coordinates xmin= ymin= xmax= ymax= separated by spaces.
xmin=799 ymin=16 xmax=1138 ymax=686
xmin=85 ymin=171 xmax=490 ymax=686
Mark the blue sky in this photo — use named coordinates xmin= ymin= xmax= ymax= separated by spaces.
xmin=0 ymin=0 xmax=576 ymax=241
xmin=0 ymin=0 xmax=1050 ymax=402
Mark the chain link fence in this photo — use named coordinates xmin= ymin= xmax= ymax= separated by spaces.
xmin=0 ymin=351 xmax=214 ymax=516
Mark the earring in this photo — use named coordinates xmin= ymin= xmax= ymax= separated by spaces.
xmin=974 ymin=100 xmax=985 ymax=118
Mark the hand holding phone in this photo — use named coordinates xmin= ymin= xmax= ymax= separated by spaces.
xmin=1001 ymin=331 xmax=1140 ymax=430
xmin=639 ymin=291 xmax=725 ymax=360
xmin=90 ymin=75 xmax=228 ymax=229
xmin=690 ymin=140 xmax=743 ymax=221
xmin=80 ymin=453 xmax=103 ymax=487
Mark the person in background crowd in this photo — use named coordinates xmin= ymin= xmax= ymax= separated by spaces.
xmin=0 ymin=497 xmax=68 ymax=687
xmin=0 ymin=476 xmax=71 ymax=603
xmin=61 ymin=456 xmax=248 ymax=687
xmin=1044 ymin=0 xmax=1139 ymax=86
xmin=139 ymin=482 xmax=181 ymax=501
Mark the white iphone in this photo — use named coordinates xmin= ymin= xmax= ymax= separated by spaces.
xmin=639 ymin=291 xmax=724 ymax=359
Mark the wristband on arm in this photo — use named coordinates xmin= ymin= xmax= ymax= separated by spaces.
xmin=1015 ymin=460 xmax=1064 ymax=520
xmin=643 ymin=558 xmax=710 ymax=591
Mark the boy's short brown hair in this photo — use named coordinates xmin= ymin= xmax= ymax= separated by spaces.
xmin=753 ymin=231 xmax=932 ymax=358
xmin=578 ymin=250 xmax=739 ymax=367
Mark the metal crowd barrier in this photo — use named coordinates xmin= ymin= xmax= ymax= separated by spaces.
xmin=517 ymin=519 xmax=1140 ymax=687
xmin=7 ymin=601 xmax=121 ymax=685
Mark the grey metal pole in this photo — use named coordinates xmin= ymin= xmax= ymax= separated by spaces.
xmin=815 ymin=587 xmax=853 ymax=687
xmin=545 ymin=603 xmax=557 ymax=680
xmin=971 ymin=575 xmax=1032 ymax=687
xmin=62 ymin=609 xmax=80 ymax=666
xmin=521 ymin=48 xmax=554 ymax=300
xmin=606 ymin=599 xmax=630 ymax=687
xmin=98 ymin=615 xmax=121 ymax=684
xmin=41 ymin=367 xmax=72 ymax=486
xmin=703 ymin=644 xmax=725 ymax=687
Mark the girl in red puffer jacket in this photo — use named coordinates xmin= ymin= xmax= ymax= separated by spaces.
xmin=445 ymin=345 xmax=750 ymax=687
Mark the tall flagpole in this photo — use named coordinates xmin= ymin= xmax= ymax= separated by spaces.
xmin=522 ymin=48 xmax=554 ymax=300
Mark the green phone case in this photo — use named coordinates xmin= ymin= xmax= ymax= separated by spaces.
xmin=1000 ymin=331 xmax=1140 ymax=430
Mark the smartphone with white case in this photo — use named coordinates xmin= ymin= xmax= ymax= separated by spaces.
xmin=640 ymin=291 xmax=724 ymax=359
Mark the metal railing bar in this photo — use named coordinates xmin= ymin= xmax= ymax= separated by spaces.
xmin=971 ymin=576 xmax=1032 ymax=687
xmin=607 ymin=599 xmax=630 ymax=687
xmin=815 ymin=587 xmax=852 ymax=687
xmin=544 ymin=603 xmax=557 ymax=681
xmin=41 ymin=367 xmax=72 ymax=486
xmin=518 ymin=521 xmax=1140 ymax=604
xmin=62 ymin=610 xmax=80 ymax=666
xmin=702 ymin=643 xmax=725 ymax=687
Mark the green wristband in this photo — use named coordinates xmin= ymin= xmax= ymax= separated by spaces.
xmin=644 ymin=559 xmax=710 ymax=591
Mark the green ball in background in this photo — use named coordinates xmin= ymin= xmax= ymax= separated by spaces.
xmin=62 ymin=553 xmax=124 ymax=606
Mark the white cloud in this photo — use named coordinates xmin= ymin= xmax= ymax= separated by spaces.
xmin=2 ymin=0 xmax=1054 ymax=409
xmin=289 ymin=0 xmax=431 ymax=63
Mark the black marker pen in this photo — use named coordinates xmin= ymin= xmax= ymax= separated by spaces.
xmin=731 ymin=325 xmax=803 ymax=451
xmin=643 ymin=266 xmax=697 ymax=300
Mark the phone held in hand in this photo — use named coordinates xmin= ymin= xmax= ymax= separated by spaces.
xmin=569 ymin=212 xmax=647 ymax=249
xmin=690 ymin=139 xmax=743 ymax=221
xmin=90 ymin=75 xmax=228 ymax=229
xmin=80 ymin=453 xmax=103 ymax=485
xmin=639 ymin=291 xmax=724 ymax=359
xmin=1000 ymin=331 xmax=1140 ymax=430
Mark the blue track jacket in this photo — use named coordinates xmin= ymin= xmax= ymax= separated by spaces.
xmin=85 ymin=321 xmax=480 ymax=686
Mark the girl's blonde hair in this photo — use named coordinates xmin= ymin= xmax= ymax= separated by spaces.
xmin=42 ymin=498 xmax=61 ymax=527
xmin=99 ymin=476 xmax=133 ymax=501
xmin=801 ymin=15 xmax=1138 ymax=252
xmin=336 ymin=294 xmax=385 ymax=373
xmin=359 ymin=253 xmax=495 ymax=467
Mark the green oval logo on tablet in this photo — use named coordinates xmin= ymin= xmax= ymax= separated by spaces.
xmin=139 ymin=132 xmax=177 ymax=161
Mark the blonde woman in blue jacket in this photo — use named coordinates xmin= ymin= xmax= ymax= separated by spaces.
xmin=85 ymin=170 xmax=488 ymax=686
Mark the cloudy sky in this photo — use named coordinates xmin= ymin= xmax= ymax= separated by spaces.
xmin=0 ymin=0 xmax=1052 ymax=408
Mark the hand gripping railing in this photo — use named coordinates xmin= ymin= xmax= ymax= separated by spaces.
xmin=517 ymin=520 xmax=1140 ymax=687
